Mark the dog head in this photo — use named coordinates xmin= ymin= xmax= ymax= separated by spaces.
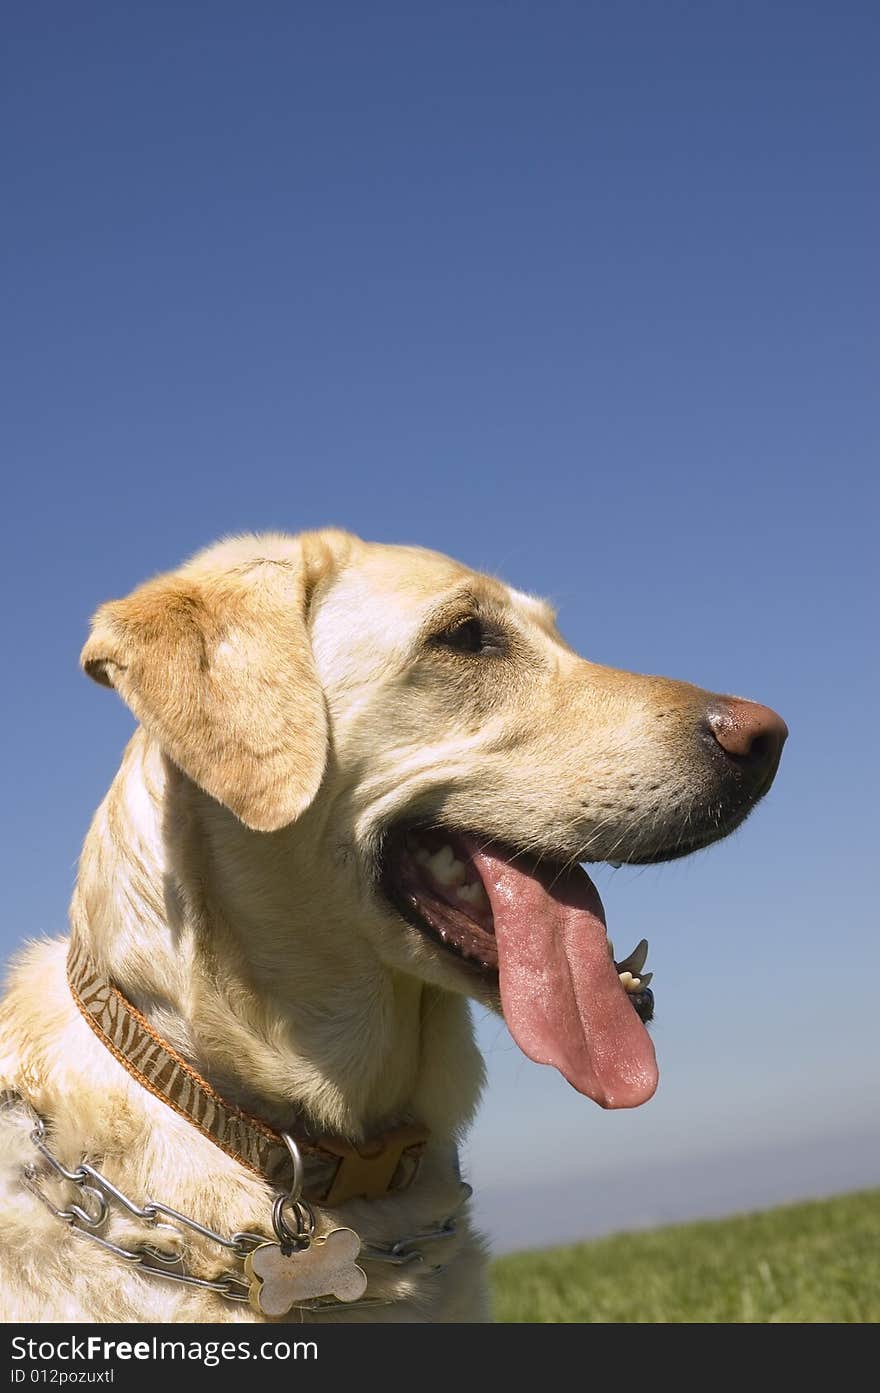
xmin=82 ymin=530 xmax=786 ymax=1109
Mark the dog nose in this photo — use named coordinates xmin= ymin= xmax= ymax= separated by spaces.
xmin=703 ymin=697 xmax=788 ymax=788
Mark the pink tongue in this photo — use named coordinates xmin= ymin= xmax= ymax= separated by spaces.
xmin=465 ymin=843 xmax=658 ymax=1109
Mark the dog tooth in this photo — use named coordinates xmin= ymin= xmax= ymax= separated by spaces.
xmin=428 ymin=846 xmax=467 ymax=880
xmin=427 ymin=846 xmax=467 ymax=885
xmin=618 ymin=970 xmax=641 ymax=993
xmin=457 ymin=881 xmax=489 ymax=908
xmin=616 ymin=939 xmax=649 ymax=975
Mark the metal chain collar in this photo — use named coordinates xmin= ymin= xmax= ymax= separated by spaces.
xmin=6 ymin=1094 xmax=468 ymax=1312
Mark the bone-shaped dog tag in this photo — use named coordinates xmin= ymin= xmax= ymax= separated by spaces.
xmin=245 ymin=1228 xmax=368 ymax=1316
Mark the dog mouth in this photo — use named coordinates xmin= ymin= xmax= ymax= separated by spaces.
xmin=381 ymin=828 xmax=658 ymax=1110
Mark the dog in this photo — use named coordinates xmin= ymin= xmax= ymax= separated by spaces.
xmin=0 ymin=529 xmax=786 ymax=1321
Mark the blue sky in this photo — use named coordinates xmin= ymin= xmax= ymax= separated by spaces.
xmin=2 ymin=2 xmax=877 ymax=1251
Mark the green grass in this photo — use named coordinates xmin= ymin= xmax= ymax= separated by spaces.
xmin=490 ymin=1188 xmax=880 ymax=1322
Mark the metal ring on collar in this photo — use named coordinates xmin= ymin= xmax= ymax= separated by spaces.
xmin=271 ymin=1194 xmax=315 ymax=1251
xmin=280 ymin=1130 xmax=304 ymax=1204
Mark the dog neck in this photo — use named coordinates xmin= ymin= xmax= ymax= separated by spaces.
xmin=70 ymin=729 xmax=484 ymax=1146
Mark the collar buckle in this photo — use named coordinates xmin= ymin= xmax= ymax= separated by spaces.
xmin=316 ymin=1124 xmax=429 ymax=1206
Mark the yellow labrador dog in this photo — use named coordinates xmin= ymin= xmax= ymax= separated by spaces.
xmin=0 ymin=530 xmax=786 ymax=1321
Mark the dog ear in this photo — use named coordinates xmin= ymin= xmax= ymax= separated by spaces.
xmin=80 ymin=548 xmax=329 ymax=832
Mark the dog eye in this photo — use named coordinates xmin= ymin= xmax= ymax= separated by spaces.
xmin=434 ymin=618 xmax=491 ymax=654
